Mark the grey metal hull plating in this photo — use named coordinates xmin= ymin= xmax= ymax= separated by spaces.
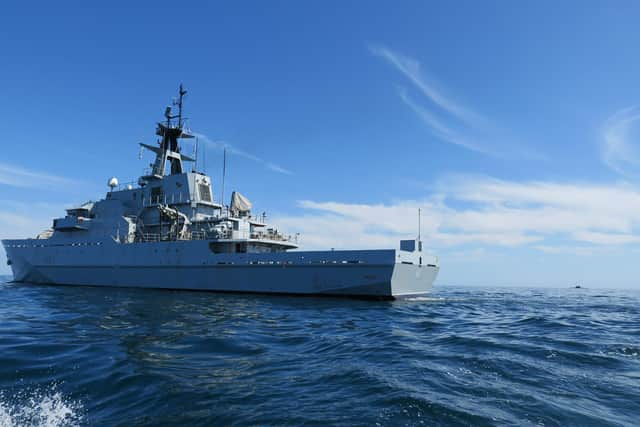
xmin=3 ymin=239 xmax=438 ymax=299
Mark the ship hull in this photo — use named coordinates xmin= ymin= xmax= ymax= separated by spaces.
xmin=3 ymin=239 xmax=438 ymax=299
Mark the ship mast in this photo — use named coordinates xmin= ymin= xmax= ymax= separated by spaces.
xmin=171 ymin=84 xmax=187 ymax=128
xmin=140 ymin=84 xmax=195 ymax=179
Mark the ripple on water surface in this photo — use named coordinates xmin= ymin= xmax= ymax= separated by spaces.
xmin=0 ymin=279 xmax=639 ymax=426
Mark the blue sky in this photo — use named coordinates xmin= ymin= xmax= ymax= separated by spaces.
xmin=2 ymin=1 xmax=640 ymax=287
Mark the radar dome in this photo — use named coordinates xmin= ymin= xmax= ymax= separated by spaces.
xmin=108 ymin=177 xmax=118 ymax=189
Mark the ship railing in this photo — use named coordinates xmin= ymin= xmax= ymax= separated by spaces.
xmin=132 ymin=228 xmax=296 ymax=243
xmin=140 ymin=233 xmax=161 ymax=242
xmin=114 ymin=181 xmax=137 ymax=191
xmin=208 ymin=229 xmax=232 ymax=240
xmin=250 ymin=231 xmax=298 ymax=243
xmin=189 ymin=231 xmax=206 ymax=240
xmin=133 ymin=228 xmax=294 ymax=243
xmin=142 ymin=193 xmax=193 ymax=207
xmin=217 ymin=209 xmax=269 ymax=222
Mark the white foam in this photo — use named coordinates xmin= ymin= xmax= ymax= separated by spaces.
xmin=404 ymin=296 xmax=447 ymax=302
xmin=0 ymin=386 xmax=82 ymax=427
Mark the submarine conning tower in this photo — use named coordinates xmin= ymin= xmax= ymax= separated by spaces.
xmin=141 ymin=84 xmax=196 ymax=180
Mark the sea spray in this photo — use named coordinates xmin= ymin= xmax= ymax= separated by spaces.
xmin=0 ymin=385 xmax=82 ymax=427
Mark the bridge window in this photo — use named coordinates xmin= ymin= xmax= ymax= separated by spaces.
xmin=151 ymin=187 xmax=164 ymax=204
xmin=198 ymin=183 xmax=212 ymax=202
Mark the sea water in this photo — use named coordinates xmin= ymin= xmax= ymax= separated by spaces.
xmin=0 ymin=278 xmax=638 ymax=426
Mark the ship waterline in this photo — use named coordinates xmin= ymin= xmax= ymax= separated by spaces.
xmin=2 ymin=85 xmax=439 ymax=299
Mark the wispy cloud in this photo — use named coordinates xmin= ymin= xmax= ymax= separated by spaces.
xmin=0 ymin=202 xmax=62 ymax=238
xmin=271 ymin=175 xmax=640 ymax=252
xmin=369 ymin=44 xmax=540 ymax=160
xmin=572 ymin=231 xmax=640 ymax=245
xmin=193 ymin=133 xmax=292 ymax=175
xmin=0 ymin=163 xmax=72 ymax=189
xmin=602 ymin=106 xmax=640 ymax=177
xmin=369 ymin=45 xmax=486 ymax=127
xmin=397 ymin=87 xmax=490 ymax=154
xmin=533 ymin=245 xmax=601 ymax=256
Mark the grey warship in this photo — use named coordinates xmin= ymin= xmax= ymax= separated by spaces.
xmin=2 ymin=86 xmax=439 ymax=299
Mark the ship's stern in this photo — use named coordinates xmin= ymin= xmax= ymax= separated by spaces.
xmin=390 ymin=240 xmax=439 ymax=297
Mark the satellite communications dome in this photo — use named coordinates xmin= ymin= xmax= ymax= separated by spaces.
xmin=108 ymin=177 xmax=118 ymax=190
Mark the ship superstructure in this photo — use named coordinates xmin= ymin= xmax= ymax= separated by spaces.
xmin=2 ymin=86 xmax=438 ymax=298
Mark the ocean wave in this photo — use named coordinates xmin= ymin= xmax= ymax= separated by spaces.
xmin=1 ymin=281 xmax=638 ymax=426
